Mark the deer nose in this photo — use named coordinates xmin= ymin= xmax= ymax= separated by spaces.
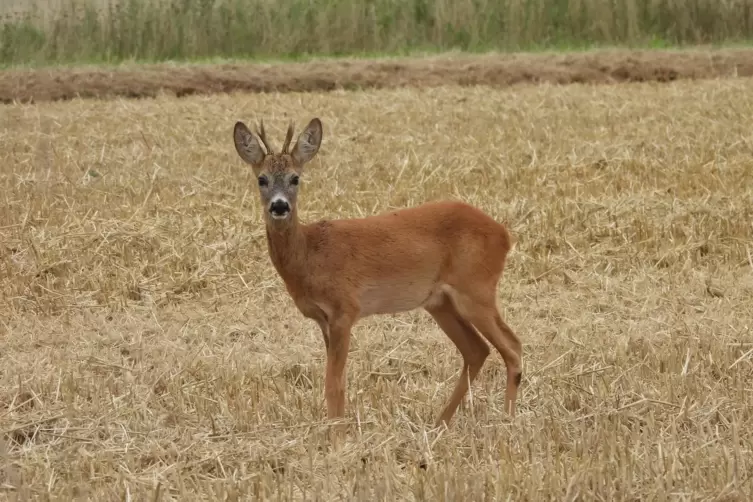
xmin=269 ymin=198 xmax=291 ymax=217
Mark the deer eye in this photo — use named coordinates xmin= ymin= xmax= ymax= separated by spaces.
xmin=258 ymin=176 xmax=268 ymax=187
xmin=290 ymin=175 xmax=300 ymax=186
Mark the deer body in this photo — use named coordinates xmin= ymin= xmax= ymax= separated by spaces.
xmin=267 ymin=201 xmax=510 ymax=320
xmin=233 ymin=117 xmax=522 ymax=429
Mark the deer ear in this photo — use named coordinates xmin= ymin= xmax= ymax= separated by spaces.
xmin=292 ymin=118 xmax=322 ymax=165
xmin=233 ymin=121 xmax=265 ymax=167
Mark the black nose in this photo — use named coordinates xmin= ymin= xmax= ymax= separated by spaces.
xmin=270 ymin=199 xmax=290 ymax=216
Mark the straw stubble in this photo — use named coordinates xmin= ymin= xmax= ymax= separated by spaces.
xmin=0 ymin=78 xmax=752 ymax=499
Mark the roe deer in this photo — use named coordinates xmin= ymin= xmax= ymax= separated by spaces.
xmin=232 ymin=117 xmax=522 ymax=428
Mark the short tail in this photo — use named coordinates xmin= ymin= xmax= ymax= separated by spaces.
xmin=499 ymin=222 xmax=517 ymax=255
xmin=509 ymin=234 xmax=518 ymax=252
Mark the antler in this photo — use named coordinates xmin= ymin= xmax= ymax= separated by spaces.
xmin=257 ymin=119 xmax=274 ymax=154
xmin=281 ymin=121 xmax=295 ymax=154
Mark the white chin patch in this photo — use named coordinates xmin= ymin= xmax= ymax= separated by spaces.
xmin=270 ymin=212 xmax=289 ymax=220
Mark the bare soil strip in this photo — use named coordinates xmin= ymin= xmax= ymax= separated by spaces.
xmin=2 ymin=47 xmax=753 ymax=103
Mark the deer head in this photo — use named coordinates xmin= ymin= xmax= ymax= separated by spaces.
xmin=233 ymin=118 xmax=323 ymax=224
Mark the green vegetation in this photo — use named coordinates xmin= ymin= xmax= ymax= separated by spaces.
xmin=1 ymin=0 xmax=752 ymax=65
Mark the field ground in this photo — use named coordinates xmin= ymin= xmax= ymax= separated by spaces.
xmin=2 ymin=47 xmax=753 ymax=103
xmin=1 ymin=55 xmax=753 ymax=500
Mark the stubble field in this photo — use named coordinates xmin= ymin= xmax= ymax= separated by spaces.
xmin=1 ymin=67 xmax=753 ymax=500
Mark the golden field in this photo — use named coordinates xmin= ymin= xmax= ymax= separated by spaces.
xmin=1 ymin=77 xmax=753 ymax=500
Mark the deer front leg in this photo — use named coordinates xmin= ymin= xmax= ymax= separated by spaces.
xmin=323 ymin=310 xmax=357 ymax=448
xmin=324 ymin=314 xmax=354 ymax=420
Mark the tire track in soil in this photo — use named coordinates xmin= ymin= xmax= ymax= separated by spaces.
xmin=2 ymin=48 xmax=752 ymax=104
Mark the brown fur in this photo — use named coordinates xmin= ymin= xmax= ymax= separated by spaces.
xmin=233 ymin=117 xmax=522 ymax=434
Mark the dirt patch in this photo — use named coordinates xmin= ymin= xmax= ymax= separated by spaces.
xmin=2 ymin=48 xmax=753 ymax=103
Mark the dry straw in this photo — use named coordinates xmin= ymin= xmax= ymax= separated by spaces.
xmin=0 ymin=78 xmax=752 ymax=499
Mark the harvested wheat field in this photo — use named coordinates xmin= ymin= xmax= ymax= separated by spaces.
xmin=1 ymin=76 xmax=753 ymax=500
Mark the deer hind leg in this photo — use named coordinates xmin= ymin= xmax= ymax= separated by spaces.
xmin=426 ymin=294 xmax=490 ymax=427
xmin=448 ymin=287 xmax=522 ymax=417
xmin=315 ymin=318 xmax=330 ymax=350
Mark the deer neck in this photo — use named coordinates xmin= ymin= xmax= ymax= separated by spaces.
xmin=265 ymin=213 xmax=308 ymax=284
